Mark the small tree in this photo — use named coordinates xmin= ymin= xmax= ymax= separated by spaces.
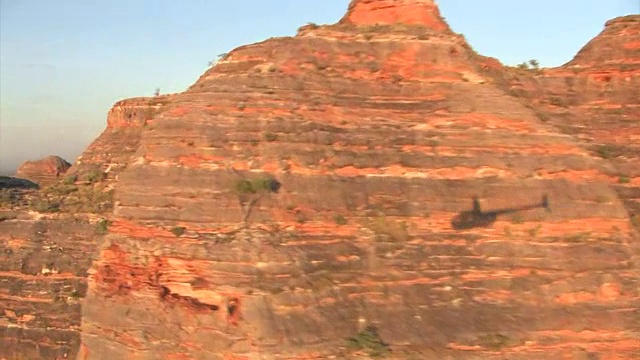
xmin=208 ymin=53 xmax=228 ymax=68
xmin=347 ymin=326 xmax=390 ymax=358
xmin=528 ymin=59 xmax=540 ymax=70
xmin=154 ymin=88 xmax=161 ymax=96
xmin=231 ymin=169 xmax=281 ymax=226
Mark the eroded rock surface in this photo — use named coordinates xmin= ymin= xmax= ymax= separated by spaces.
xmin=77 ymin=1 xmax=640 ymax=359
xmin=0 ymin=216 xmax=98 ymax=360
xmin=0 ymin=97 xmax=164 ymax=358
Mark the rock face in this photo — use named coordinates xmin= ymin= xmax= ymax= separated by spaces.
xmin=0 ymin=97 xmax=167 ymax=358
xmin=76 ymin=2 xmax=639 ymax=359
xmin=15 ymin=156 xmax=71 ymax=186
xmin=547 ymin=15 xmax=640 ymax=224
xmin=0 ymin=218 xmax=99 ymax=360
xmin=106 ymin=95 xmax=171 ymax=129
xmin=68 ymin=95 xmax=172 ymax=182
xmin=567 ymin=15 xmax=640 ymax=71
xmin=2 ymin=2 xmax=639 ymax=359
xmin=486 ymin=14 xmax=640 ymax=231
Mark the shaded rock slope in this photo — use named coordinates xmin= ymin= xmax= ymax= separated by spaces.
xmin=79 ymin=1 xmax=639 ymax=359
xmin=484 ymin=14 xmax=640 ymax=230
xmin=2 ymin=1 xmax=639 ymax=359
xmin=546 ymin=15 xmax=640 ymax=227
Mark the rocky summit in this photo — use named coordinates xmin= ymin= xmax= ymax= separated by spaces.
xmin=1 ymin=1 xmax=639 ymax=359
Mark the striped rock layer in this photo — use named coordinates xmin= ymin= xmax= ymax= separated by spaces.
xmin=490 ymin=15 xmax=640 ymax=227
xmin=80 ymin=2 xmax=640 ymax=358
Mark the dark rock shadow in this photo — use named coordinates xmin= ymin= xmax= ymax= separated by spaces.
xmin=0 ymin=176 xmax=40 ymax=190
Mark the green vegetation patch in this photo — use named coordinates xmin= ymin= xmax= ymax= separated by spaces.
xmin=347 ymin=326 xmax=390 ymax=358
xmin=234 ymin=176 xmax=281 ymax=195
xmin=85 ymin=167 xmax=106 ymax=183
xmin=95 ymin=218 xmax=111 ymax=235
xmin=334 ymin=214 xmax=348 ymax=226
xmin=62 ymin=186 xmax=114 ymax=214
xmin=263 ymin=132 xmax=278 ymax=142
xmin=30 ymin=198 xmax=61 ymax=213
xmin=595 ymin=144 xmax=617 ymax=159
xmin=170 ymin=226 xmax=186 ymax=237
xmin=618 ymin=176 xmax=631 ymax=184
xmin=62 ymin=174 xmax=77 ymax=185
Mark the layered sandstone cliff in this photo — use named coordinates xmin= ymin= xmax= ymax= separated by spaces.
xmin=0 ymin=97 xmax=169 ymax=359
xmin=69 ymin=95 xmax=172 ymax=182
xmin=78 ymin=1 xmax=639 ymax=359
xmin=2 ymin=1 xmax=639 ymax=359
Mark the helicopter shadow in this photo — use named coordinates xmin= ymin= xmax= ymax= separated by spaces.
xmin=451 ymin=194 xmax=550 ymax=230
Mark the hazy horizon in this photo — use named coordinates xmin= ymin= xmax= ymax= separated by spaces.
xmin=1 ymin=0 xmax=637 ymax=175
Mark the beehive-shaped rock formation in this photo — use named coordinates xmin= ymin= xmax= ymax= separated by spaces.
xmin=15 ymin=156 xmax=71 ymax=186
xmin=79 ymin=1 xmax=639 ymax=358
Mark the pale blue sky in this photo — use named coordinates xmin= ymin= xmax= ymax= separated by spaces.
xmin=0 ymin=0 xmax=637 ymax=174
